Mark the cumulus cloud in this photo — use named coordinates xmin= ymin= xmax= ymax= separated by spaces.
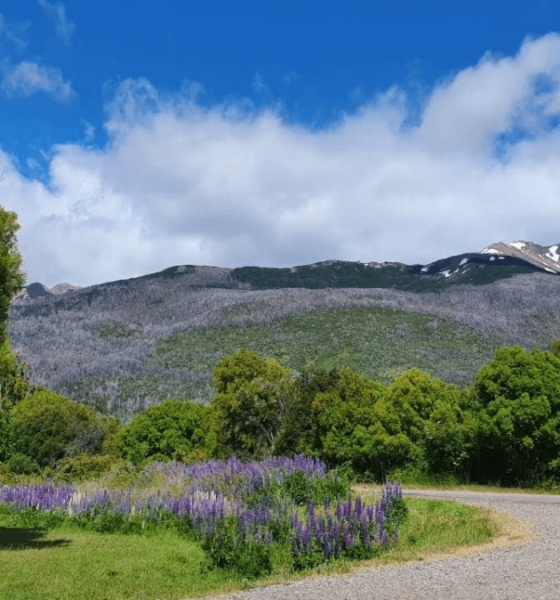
xmin=38 ymin=0 xmax=75 ymax=46
xmin=1 ymin=61 xmax=74 ymax=101
xmin=3 ymin=34 xmax=560 ymax=287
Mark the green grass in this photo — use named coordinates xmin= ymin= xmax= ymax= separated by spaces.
xmin=0 ymin=522 xmax=233 ymax=600
xmin=0 ymin=495 xmax=506 ymax=600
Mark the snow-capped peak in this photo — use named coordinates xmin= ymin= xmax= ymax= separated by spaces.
xmin=479 ymin=241 xmax=560 ymax=273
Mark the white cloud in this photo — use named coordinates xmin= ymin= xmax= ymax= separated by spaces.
xmin=0 ymin=12 xmax=28 ymax=53
xmin=4 ymin=34 xmax=560 ymax=287
xmin=1 ymin=61 xmax=74 ymax=101
xmin=82 ymin=120 xmax=96 ymax=144
xmin=38 ymin=0 xmax=75 ymax=46
xmin=252 ymin=72 xmax=269 ymax=95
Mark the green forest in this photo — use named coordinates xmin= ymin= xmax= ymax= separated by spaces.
xmin=3 ymin=340 xmax=560 ymax=488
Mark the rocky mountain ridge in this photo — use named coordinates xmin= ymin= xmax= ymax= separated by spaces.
xmin=481 ymin=241 xmax=560 ymax=273
xmin=16 ymin=240 xmax=560 ymax=301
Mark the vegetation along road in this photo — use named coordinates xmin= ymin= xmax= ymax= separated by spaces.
xmin=198 ymin=490 xmax=558 ymax=600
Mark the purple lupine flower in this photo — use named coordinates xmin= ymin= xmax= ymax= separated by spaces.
xmin=354 ymin=496 xmax=362 ymax=519
xmin=343 ymin=522 xmax=353 ymax=547
xmin=336 ymin=501 xmax=343 ymax=520
xmin=361 ymin=512 xmax=369 ymax=545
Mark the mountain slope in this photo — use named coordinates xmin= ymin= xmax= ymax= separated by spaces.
xmin=9 ymin=240 xmax=560 ymax=420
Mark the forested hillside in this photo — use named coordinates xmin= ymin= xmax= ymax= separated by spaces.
xmin=8 ymin=270 xmax=560 ymax=420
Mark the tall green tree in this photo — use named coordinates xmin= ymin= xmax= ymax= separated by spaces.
xmin=309 ymin=369 xmax=389 ymax=475
xmin=210 ymin=350 xmax=295 ymax=459
xmin=0 ymin=207 xmax=24 ymax=346
xmin=376 ymin=369 xmax=476 ymax=478
xmin=472 ymin=345 xmax=560 ymax=485
xmin=0 ymin=207 xmax=26 ymax=463
xmin=274 ymin=369 xmax=342 ymax=456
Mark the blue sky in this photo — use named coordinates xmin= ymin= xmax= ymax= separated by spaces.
xmin=1 ymin=1 xmax=560 ymax=286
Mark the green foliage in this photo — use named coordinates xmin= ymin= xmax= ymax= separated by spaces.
xmin=472 ymin=345 xmax=560 ymax=485
xmin=100 ymin=416 xmax=122 ymax=458
xmin=118 ymin=399 xmax=210 ymax=464
xmin=378 ymin=369 xmax=477 ymax=478
xmin=279 ymin=468 xmax=350 ymax=505
xmin=200 ymin=516 xmax=273 ymax=579
xmin=10 ymin=390 xmax=107 ymax=468
xmin=95 ymin=321 xmax=138 ymax=340
xmin=7 ymin=452 xmax=40 ymax=475
xmin=0 ymin=406 xmax=13 ymax=463
xmin=211 ymin=350 xmax=295 ymax=459
xmin=0 ymin=338 xmax=31 ymax=409
xmin=309 ymin=369 xmax=388 ymax=474
xmin=231 ymin=261 xmax=538 ymax=292
xmin=275 ymin=369 xmax=341 ymax=456
xmin=0 ymin=207 xmax=24 ymax=346
xmin=54 ymin=453 xmax=120 ymax=482
xmin=151 ymin=307 xmax=494 ymax=400
xmin=550 ymin=338 xmax=560 ymax=358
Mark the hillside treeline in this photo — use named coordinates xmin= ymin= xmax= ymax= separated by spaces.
xmin=9 ymin=272 xmax=560 ymax=418
xmin=2 ymin=342 xmax=560 ymax=488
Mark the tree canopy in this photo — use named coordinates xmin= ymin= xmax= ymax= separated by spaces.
xmin=0 ymin=207 xmax=24 ymax=346
xmin=472 ymin=345 xmax=560 ymax=484
xmin=211 ymin=349 xmax=295 ymax=459
xmin=119 ymin=399 xmax=209 ymax=464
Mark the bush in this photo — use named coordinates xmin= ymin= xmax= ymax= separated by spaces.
xmin=54 ymin=453 xmax=119 ymax=482
xmin=0 ymin=407 xmax=13 ymax=463
xmin=471 ymin=345 xmax=560 ymax=485
xmin=118 ymin=399 xmax=209 ymax=464
xmin=376 ymin=369 xmax=477 ymax=479
xmin=274 ymin=369 xmax=341 ymax=456
xmin=10 ymin=390 xmax=107 ymax=468
xmin=8 ymin=452 xmax=40 ymax=475
xmin=308 ymin=369 xmax=388 ymax=475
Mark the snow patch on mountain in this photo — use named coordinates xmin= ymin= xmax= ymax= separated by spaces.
xmin=480 ymin=241 xmax=560 ymax=273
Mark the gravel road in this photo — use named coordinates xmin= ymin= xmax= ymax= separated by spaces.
xmin=193 ymin=490 xmax=560 ymax=600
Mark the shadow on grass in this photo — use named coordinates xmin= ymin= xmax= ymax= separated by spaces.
xmin=0 ymin=527 xmax=70 ymax=550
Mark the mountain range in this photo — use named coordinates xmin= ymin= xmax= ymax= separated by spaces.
xmin=16 ymin=240 xmax=560 ymax=301
xmin=9 ymin=240 xmax=560 ymax=420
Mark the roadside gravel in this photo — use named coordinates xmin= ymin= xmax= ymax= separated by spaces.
xmin=191 ymin=490 xmax=560 ymax=600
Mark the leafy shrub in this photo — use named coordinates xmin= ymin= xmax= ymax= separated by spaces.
xmin=10 ymin=390 xmax=107 ymax=467
xmin=118 ymin=399 xmax=209 ymax=464
xmin=308 ymin=369 xmax=387 ymax=474
xmin=0 ymin=407 xmax=13 ymax=463
xmin=376 ymin=369 xmax=477 ymax=479
xmin=281 ymin=470 xmax=314 ymax=504
xmin=471 ymin=345 xmax=560 ymax=485
xmin=7 ymin=452 xmax=40 ymax=475
xmin=54 ymin=453 xmax=120 ymax=482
